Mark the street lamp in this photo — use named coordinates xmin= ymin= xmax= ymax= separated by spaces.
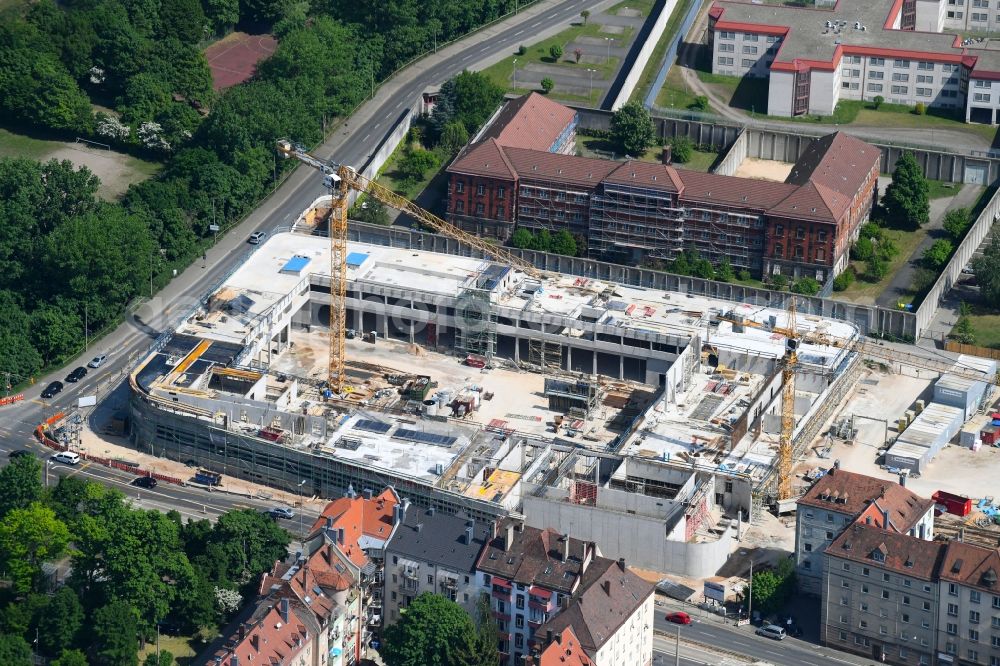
xmin=297 ymin=479 xmax=307 ymax=545
xmin=605 ymin=37 xmax=614 ymax=64
xmin=44 ymin=460 xmax=53 ymax=488
xmin=587 ymin=68 xmax=596 ymax=102
xmin=512 ymin=58 xmax=518 ymax=90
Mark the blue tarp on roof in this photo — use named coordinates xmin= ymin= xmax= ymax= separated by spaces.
xmin=346 ymin=252 xmax=369 ymax=268
xmin=280 ymin=255 xmax=311 ymax=275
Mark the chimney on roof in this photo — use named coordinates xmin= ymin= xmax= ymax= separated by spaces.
xmin=881 ymin=509 xmax=889 ymax=528
xmin=238 ymin=623 xmax=246 ymax=641
xmin=561 ymin=534 xmax=570 ymax=563
xmin=602 ymin=580 xmax=611 ymax=595
xmin=231 ymin=657 xmax=239 ymax=666
xmin=505 ymin=522 xmax=515 ymax=552
xmin=345 ymin=484 xmax=357 ymax=499
xmin=618 ymin=557 xmax=626 ymax=572
xmin=959 ymin=528 xmax=965 ymax=542
xmin=326 ymin=516 xmax=334 ymax=530
xmin=464 ymin=526 xmax=474 ymax=545
xmin=416 ymin=523 xmax=423 ymax=533
xmin=546 ymin=629 xmax=554 ymax=646
xmin=363 ymin=488 xmax=373 ymax=500
xmin=427 ymin=506 xmax=436 ymax=516
xmin=280 ymin=598 xmax=290 ymax=624
xmin=295 ymin=550 xmax=303 ymax=562
xmin=393 ymin=504 xmax=403 ymax=525
xmin=898 ymin=473 xmax=906 ymax=487
xmin=833 ymin=459 xmax=840 ymax=470
xmin=583 ymin=542 xmax=594 ymax=574
xmin=338 ymin=528 xmax=345 ymax=545
xmin=250 ymin=633 xmax=260 ymax=651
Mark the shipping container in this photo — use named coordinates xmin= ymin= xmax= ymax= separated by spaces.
xmin=931 ymin=490 xmax=972 ymax=517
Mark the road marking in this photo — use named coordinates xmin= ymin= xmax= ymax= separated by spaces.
xmin=514 ymin=29 xmax=525 ymax=36
xmin=362 ymin=133 xmax=371 ymax=142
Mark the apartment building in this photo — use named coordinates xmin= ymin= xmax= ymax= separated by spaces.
xmin=796 ymin=466 xmax=935 ymax=594
xmin=382 ymin=504 xmax=490 ymax=625
xmin=526 ymin=627 xmax=595 ymax=666
xmin=477 ymin=520 xmax=600 ymax=665
xmin=537 ymin=558 xmax=655 ymax=666
xmin=708 ymin=0 xmax=1000 ymax=123
xmin=446 ymin=95 xmax=879 ymax=281
xmin=822 ymin=522 xmax=944 ymax=665
xmin=936 ymin=541 xmax=1000 ymax=666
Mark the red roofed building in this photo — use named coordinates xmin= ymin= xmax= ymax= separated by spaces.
xmin=526 ymin=627 xmax=594 ymax=666
xmin=446 ymin=95 xmax=877 ymax=283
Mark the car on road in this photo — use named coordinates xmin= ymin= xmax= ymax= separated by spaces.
xmin=41 ymin=381 xmax=63 ymax=398
xmin=88 ymin=354 xmax=108 ymax=368
xmin=269 ymin=507 xmax=295 ymax=519
xmin=132 ymin=476 xmax=158 ymax=488
xmin=51 ymin=451 xmax=81 ymax=465
xmin=8 ymin=450 xmax=33 ymax=460
xmin=665 ymin=611 xmax=692 ymax=625
xmin=66 ymin=366 xmax=88 ymax=383
xmin=755 ymin=624 xmax=786 ymax=641
xmin=248 ymin=231 xmax=267 ymax=245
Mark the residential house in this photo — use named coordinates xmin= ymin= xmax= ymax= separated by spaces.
xmin=526 ymin=627 xmax=594 ymax=666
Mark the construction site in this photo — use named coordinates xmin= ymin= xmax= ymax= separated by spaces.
xmin=125 ymin=145 xmax=998 ymax=581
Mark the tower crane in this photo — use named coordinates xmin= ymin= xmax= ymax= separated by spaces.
xmin=717 ymin=302 xmax=998 ymax=501
xmin=276 ymin=140 xmax=542 ymax=394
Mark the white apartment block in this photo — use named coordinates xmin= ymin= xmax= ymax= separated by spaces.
xmin=708 ymin=0 xmax=1000 ymax=123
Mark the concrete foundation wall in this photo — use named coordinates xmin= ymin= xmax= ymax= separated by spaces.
xmin=712 ymin=128 xmax=748 ymax=176
xmin=611 ymin=0 xmax=676 ymax=110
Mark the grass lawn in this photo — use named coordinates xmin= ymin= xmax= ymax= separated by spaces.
xmin=608 ymin=0 xmax=658 ymax=16
xmin=954 ymin=310 xmax=1000 ymax=349
xmin=655 ymin=65 xmax=705 ymax=111
xmin=675 ymin=149 xmax=718 ymax=172
xmin=0 ymin=127 xmax=65 ymax=161
xmin=138 ymin=634 xmax=201 ymax=665
xmin=695 ymin=71 xmax=769 ymax=114
xmin=376 ymin=146 xmax=440 ymax=200
xmin=480 ymin=20 xmax=632 ymax=105
xmin=834 ymin=225 xmax=931 ymax=304
xmin=577 ymin=135 xmax=662 ymax=162
xmin=632 ymin=0 xmax=695 ymax=103
xmin=927 ymin=179 xmax=961 ymax=200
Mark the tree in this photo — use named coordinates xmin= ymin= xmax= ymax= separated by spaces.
xmin=882 ymin=152 xmax=929 ymax=229
xmin=93 ymin=600 xmax=139 ymax=666
xmin=610 ymin=101 xmax=655 ymax=156
xmin=770 ymin=273 xmax=788 ymax=290
xmin=922 ymin=239 xmax=953 ymax=270
xmin=549 ymin=44 xmax=563 ymax=61
xmin=38 ymin=587 xmax=84 ymax=657
xmin=692 ymin=95 xmax=709 ymax=112
xmin=715 ymin=259 xmax=735 ymax=283
xmin=203 ymin=0 xmax=239 ymax=34
xmin=381 ymin=593 xmax=480 ymax=666
xmin=832 ymin=268 xmax=856 ymax=292
xmin=746 ymin=558 xmax=796 ymax=615
xmin=668 ymin=136 xmax=693 ymax=163
xmin=951 ymin=313 xmax=977 ymax=345
xmin=51 ymin=649 xmax=90 ymax=666
xmin=143 ymin=649 xmax=174 ymax=666
xmin=550 ymin=229 xmax=577 ymax=256
xmin=30 ymin=304 xmax=83 ymax=365
xmin=791 ymin=277 xmax=821 ymax=295
xmin=353 ymin=198 xmax=390 ymax=226
xmin=573 ymin=48 xmax=583 ymax=63
xmin=448 ymin=71 xmax=506 ymax=135
xmin=0 ymin=634 xmax=32 ymax=666
xmin=202 ymin=509 xmax=291 ymax=590
xmin=474 ymin=594 xmax=499 ymax=666
xmin=580 ymin=9 xmax=590 ymax=23
xmin=914 ymin=102 xmax=926 ymax=115
xmin=867 ymin=253 xmax=889 ymax=281
xmin=851 ymin=236 xmax=874 ymax=261
xmin=0 ymin=503 xmax=71 ymax=593
xmin=511 ymin=228 xmax=534 ymax=249
xmin=532 ymin=229 xmax=553 ymax=253
xmin=397 ymin=149 xmax=439 ymax=184
xmin=0 ymin=456 xmax=42 ymax=518
xmin=438 ymin=122 xmax=469 ymax=156
xmin=872 ymin=95 xmax=885 ymax=109
xmin=943 ymin=207 xmax=972 ymax=241
xmin=540 ymin=77 xmax=554 ymax=94
xmin=973 ymin=232 xmax=1000 ymax=308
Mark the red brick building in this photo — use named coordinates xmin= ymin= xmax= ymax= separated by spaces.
xmin=446 ymin=95 xmax=879 ymax=282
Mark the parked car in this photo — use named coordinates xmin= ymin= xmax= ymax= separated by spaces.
xmin=269 ymin=507 xmax=295 ymax=519
xmin=41 ymin=381 xmax=63 ymax=398
xmin=66 ymin=366 xmax=87 ymax=383
xmin=8 ymin=450 xmax=33 ymax=459
xmin=248 ymin=231 xmax=267 ymax=245
xmin=132 ymin=476 xmax=158 ymax=488
xmin=88 ymin=354 xmax=108 ymax=368
xmin=51 ymin=451 xmax=81 ymax=465
xmin=755 ymin=624 xmax=787 ymax=641
xmin=665 ymin=611 xmax=692 ymax=625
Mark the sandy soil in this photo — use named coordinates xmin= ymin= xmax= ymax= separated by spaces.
xmin=732 ymin=157 xmax=794 ymax=182
xmin=49 ymin=144 xmax=155 ymax=200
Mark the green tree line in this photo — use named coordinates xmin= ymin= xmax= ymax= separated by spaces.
xmin=0 ymin=456 xmax=290 ymax=665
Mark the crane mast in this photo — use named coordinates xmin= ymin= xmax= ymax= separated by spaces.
xmin=276 ymin=139 xmax=543 ymax=394
xmin=777 ymin=298 xmax=798 ymax=501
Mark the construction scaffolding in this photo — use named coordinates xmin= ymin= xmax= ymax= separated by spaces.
xmin=528 ymin=337 xmax=563 ymax=372
xmin=454 ymin=266 xmax=497 ymax=360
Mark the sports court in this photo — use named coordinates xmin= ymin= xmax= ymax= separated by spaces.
xmin=203 ymin=32 xmax=277 ymax=91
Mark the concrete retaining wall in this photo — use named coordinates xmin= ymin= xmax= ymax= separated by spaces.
xmin=611 ymin=0 xmax=677 ymax=110
xmin=713 ymin=127 xmax=747 ymax=176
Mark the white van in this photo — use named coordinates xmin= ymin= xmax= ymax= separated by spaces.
xmin=52 ymin=451 xmax=81 ymax=465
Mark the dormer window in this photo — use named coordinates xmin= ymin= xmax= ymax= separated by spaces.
xmin=872 ymin=551 xmax=885 ymax=563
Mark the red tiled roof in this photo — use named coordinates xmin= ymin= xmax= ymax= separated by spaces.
xmin=677 ymin=169 xmax=800 ymax=211
xmin=479 ymin=92 xmax=577 ymax=151
xmin=766 ymin=180 xmax=842 ymax=222
xmin=208 ymin=605 xmax=310 ymax=666
xmin=477 ymin=520 xmax=594 ymax=594
xmin=785 ymin=131 xmax=878 ymax=216
xmin=604 ymin=161 xmax=683 ymax=192
xmin=827 ymin=522 xmax=946 ymax=580
xmin=939 ymin=541 xmax=1000 ymax=593
xmin=311 ymin=486 xmax=399 ymax=541
xmin=449 ymin=139 xmax=518 ymax=180
xmin=798 ymin=468 xmax=934 ymax=533
xmin=534 ymin=627 xmax=595 ymax=666
xmin=504 ymin=147 xmax=619 ymax=189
